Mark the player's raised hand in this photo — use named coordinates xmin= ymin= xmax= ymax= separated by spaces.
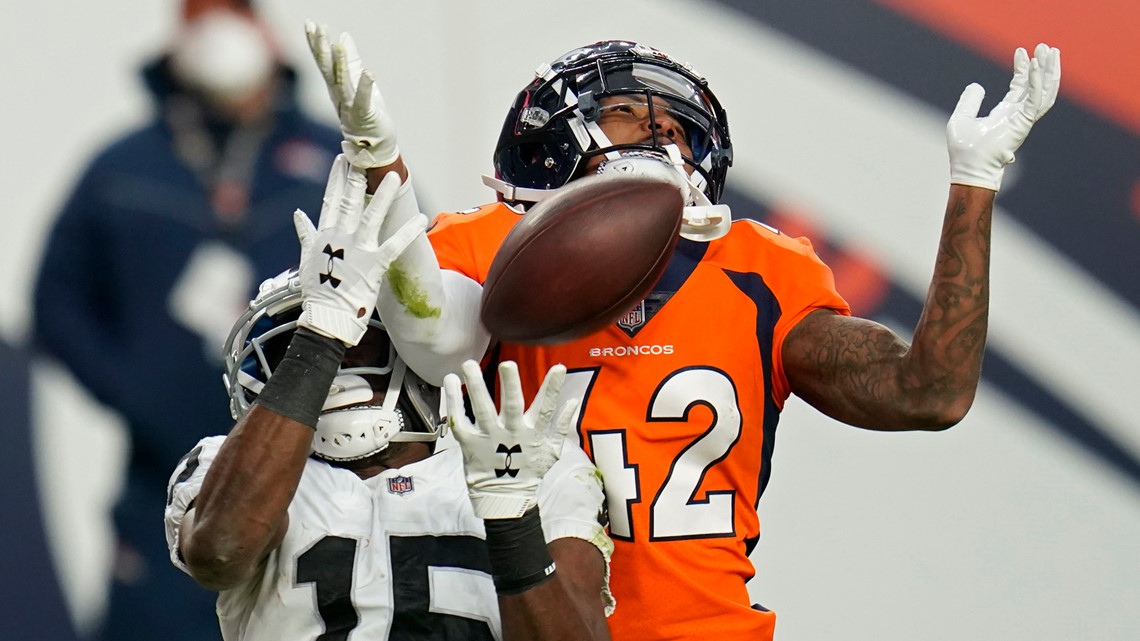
xmin=305 ymin=21 xmax=399 ymax=169
xmin=946 ymin=43 xmax=1061 ymax=191
xmin=444 ymin=360 xmax=578 ymax=519
xmin=293 ymin=155 xmax=426 ymax=346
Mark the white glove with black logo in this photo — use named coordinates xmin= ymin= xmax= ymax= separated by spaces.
xmin=305 ymin=22 xmax=400 ymax=169
xmin=947 ymin=43 xmax=1061 ymax=191
xmin=293 ymin=155 xmax=425 ymax=346
xmin=444 ymin=360 xmax=578 ymax=519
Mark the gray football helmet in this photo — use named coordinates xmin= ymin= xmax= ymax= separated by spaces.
xmin=222 ymin=270 xmax=444 ymax=462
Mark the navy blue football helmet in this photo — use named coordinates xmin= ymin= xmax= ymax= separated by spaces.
xmin=488 ymin=40 xmax=733 ymax=205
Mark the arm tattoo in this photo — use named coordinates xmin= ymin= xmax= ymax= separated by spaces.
xmin=785 ymin=186 xmax=994 ymax=429
xmin=915 ymin=189 xmax=991 ymax=387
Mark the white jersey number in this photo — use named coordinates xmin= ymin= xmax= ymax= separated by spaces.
xmin=294 ymin=534 xmax=496 ymax=640
xmin=570 ymin=367 xmax=742 ymax=541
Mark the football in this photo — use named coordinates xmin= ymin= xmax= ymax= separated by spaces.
xmin=480 ymin=173 xmax=684 ymax=345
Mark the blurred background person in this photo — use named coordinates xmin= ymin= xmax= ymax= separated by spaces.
xmin=28 ymin=1 xmax=340 ymax=639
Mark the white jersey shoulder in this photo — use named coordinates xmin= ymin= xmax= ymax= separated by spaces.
xmin=165 ymin=436 xmax=611 ymax=641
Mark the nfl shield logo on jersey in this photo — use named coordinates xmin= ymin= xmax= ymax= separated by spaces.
xmin=387 ymin=475 xmax=414 ymax=495
xmin=617 ymin=300 xmax=646 ymax=332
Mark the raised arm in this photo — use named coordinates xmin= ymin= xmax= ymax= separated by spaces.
xmin=445 ymin=360 xmax=612 ymax=641
xmin=178 ymin=159 xmax=420 ymax=589
xmin=307 ymin=22 xmax=490 ymax=384
xmin=783 ymin=44 xmax=1061 ymax=431
xmin=306 ymin=22 xmax=407 ymax=184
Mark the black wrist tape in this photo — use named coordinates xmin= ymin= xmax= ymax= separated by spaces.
xmin=255 ymin=328 xmax=347 ymax=429
xmin=483 ymin=506 xmax=557 ymax=595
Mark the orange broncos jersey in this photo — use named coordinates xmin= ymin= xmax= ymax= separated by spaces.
xmin=429 ymin=202 xmax=851 ymax=641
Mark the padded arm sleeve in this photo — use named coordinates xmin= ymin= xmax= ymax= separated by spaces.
xmin=376 ymin=231 xmax=490 ymax=386
xmin=536 ymin=439 xmax=615 ymax=615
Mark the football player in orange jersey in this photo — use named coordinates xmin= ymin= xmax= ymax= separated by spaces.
xmin=304 ymin=23 xmax=1060 ymax=641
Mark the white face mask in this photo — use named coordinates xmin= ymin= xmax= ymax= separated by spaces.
xmin=171 ymin=10 xmax=273 ymax=101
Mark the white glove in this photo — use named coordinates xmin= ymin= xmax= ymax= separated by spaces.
xmin=294 ymin=155 xmax=426 ymax=346
xmin=947 ymin=43 xmax=1061 ymax=191
xmin=444 ymin=360 xmax=578 ymax=519
xmin=304 ymin=25 xmax=485 ymax=381
xmin=305 ymin=22 xmax=400 ymax=168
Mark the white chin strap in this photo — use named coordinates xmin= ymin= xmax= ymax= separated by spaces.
xmin=481 ymin=174 xmax=559 ymax=204
xmin=311 ymin=357 xmax=434 ymax=462
xmin=482 ymin=144 xmax=731 ymax=242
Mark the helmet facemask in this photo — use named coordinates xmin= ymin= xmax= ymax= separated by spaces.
xmin=223 ymin=271 xmax=445 ymax=463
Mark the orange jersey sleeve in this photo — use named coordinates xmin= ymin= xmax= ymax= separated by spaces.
xmin=426 ymin=203 xmax=521 ymax=282
xmin=727 ymin=219 xmax=852 ymax=405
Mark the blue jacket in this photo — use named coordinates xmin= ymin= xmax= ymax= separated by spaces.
xmin=33 ymin=57 xmax=341 ymax=496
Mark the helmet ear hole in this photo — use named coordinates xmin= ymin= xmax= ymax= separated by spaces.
xmin=497 ymin=137 xmax=583 ymax=194
xmin=517 ymin=142 xmax=547 ymax=167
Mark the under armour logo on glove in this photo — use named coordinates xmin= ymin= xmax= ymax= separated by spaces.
xmin=444 ymin=360 xmax=579 ymax=519
xmin=320 ymin=244 xmax=344 ymax=287
xmin=495 ymin=443 xmax=522 ymax=478
xmin=293 ymin=157 xmax=425 ymax=347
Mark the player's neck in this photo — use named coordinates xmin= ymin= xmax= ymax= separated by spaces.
xmin=333 ymin=441 xmax=433 ymax=479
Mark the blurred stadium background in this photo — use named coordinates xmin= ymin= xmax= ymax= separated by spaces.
xmin=2 ymin=1 xmax=1137 ymax=639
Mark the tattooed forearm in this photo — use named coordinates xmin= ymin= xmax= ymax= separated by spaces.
xmin=783 ymin=185 xmax=994 ymax=430
xmin=911 ymin=186 xmax=992 ymax=400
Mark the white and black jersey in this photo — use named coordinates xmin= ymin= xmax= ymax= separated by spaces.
xmin=165 ymin=438 xmax=613 ymax=641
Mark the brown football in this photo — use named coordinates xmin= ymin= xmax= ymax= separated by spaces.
xmin=480 ymin=173 xmax=684 ymax=345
